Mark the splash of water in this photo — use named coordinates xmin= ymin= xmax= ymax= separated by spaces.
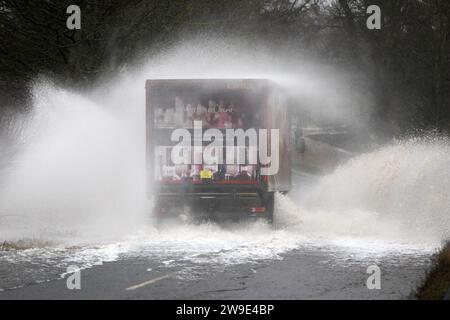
xmin=292 ymin=137 xmax=450 ymax=245
xmin=0 ymin=40 xmax=448 ymax=251
xmin=0 ymin=81 xmax=149 ymax=243
xmin=0 ymin=39 xmax=367 ymax=243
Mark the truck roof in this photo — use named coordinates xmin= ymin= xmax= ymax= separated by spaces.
xmin=145 ymin=78 xmax=273 ymax=89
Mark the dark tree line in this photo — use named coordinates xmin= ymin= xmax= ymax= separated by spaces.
xmin=332 ymin=1 xmax=450 ymax=135
xmin=0 ymin=0 xmax=449 ymax=136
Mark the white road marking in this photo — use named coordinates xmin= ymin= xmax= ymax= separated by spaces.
xmin=125 ymin=272 xmax=176 ymax=291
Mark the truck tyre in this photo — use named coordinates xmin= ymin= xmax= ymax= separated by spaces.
xmin=265 ymin=192 xmax=275 ymax=224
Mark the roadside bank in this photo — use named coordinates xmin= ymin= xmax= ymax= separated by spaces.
xmin=416 ymin=242 xmax=450 ymax=299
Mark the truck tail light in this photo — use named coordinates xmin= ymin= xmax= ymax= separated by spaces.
xmin=249 ymin=207 xmax=266 ymax=213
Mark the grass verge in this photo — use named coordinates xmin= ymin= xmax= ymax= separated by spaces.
xmin=416 ymin=241 xmax=450 ymax=299
xmin=0 ymin=239 xmax=52 ymax=251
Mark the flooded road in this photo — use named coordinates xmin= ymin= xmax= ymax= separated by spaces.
xmin=0 ymin=170 xmax=439 ymax=299
xmin=0 ymin=232 xmax=434 ymax=299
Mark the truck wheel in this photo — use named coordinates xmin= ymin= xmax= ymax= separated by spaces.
xmin=265 ymin=193 xmax=275 ymax=224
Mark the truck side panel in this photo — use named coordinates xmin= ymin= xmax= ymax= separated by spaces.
xmin=267 ymin=88 xmax=292 ymax=193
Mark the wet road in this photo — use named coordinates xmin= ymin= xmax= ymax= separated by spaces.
xmin=0 ymin=241 xmax=432 ymax=300
xmin=0 ymin=170 xmax=436 ymax=300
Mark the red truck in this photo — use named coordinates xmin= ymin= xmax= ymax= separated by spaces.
xmin=146 ymin=79 xmax=293 ymax=222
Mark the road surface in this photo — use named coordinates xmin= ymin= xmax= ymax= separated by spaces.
xmin=0 ymin=245 xmax=431 ymax=300
xmin=0 ymin=170 xmax=434 ymax=300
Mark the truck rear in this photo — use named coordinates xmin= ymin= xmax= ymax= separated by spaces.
xmin=146 ymin=79 xmax=291 ymax=222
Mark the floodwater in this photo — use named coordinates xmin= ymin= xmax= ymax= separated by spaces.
xmin=0 ymin=169 xmax=443 ymax=298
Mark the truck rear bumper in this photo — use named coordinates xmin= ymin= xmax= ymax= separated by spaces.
xmin=153 ymin=183 xmax=271 ymax=220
